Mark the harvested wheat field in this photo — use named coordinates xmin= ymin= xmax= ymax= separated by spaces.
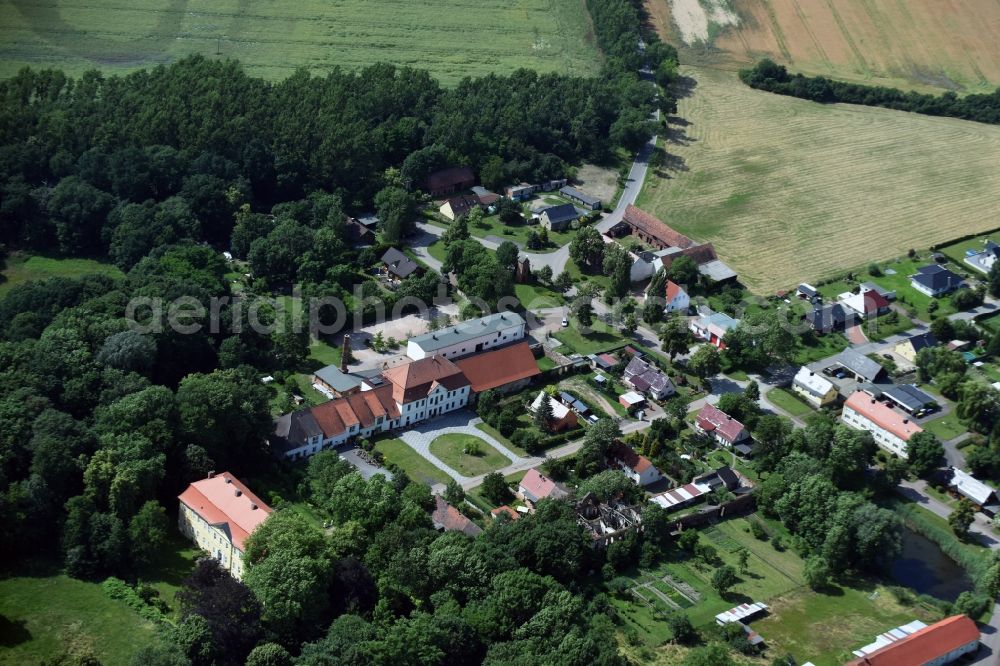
xmin=646 ymin=0 xmax=1000 ymax=93
xmin=637 ymin=66 xmax=1000 ymax=294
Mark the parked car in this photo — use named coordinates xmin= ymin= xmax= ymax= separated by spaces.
xmin=561 ymin=317 xmax=569 ymax=327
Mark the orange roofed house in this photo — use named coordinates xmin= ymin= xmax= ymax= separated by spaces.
xmin=842 ymin=390 xmax=923 ymax=458
xmin=178 ymin=472 xmax=272 ymax=579
xmin=844 ymin=614 xmax=979 ymax=666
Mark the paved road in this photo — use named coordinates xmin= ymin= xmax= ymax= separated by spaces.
xmin=596 ymin=129 xmax=658 ymax=235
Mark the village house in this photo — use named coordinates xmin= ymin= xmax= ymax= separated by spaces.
xmin=559 ymin=185 xmax=601 ymax=210
xmin=471 ymin=185 xmax=500 ymax=207
xmin=490 ymin=505 xmax=520 ymax=522
xmin=619 ymin=391 xmax=646 ymax=414
xmin=663 ymin=280 xmax=690 ymax=314
xmin=424 ymin=166 xmax=475 ymax=197
xmin=431 ymin=496 xmax=482 ymax=537
xmin=690 ymin=309 xmax=739 ymax=348
xmin=381 ymin=247 xmax=422 ymax=281
xmin=177 ymin=472 xmax=272 ymax=580
xmin=844 ymin=615 xmax=979 ymax=666
xmin=695 ymin=404 xmax=750 ymax=447
xmin=538 ymin=203 xmax=580 ymax=231
xmin=608 ymin=205 xmax=737 ymax=283
xmin=622 ymin=355 xmax=676 ymax=401
xmin=840 ymin=289 xmax=891 ymax=319
xmin=947 ymin=467 xmax=999 ymax=515
xmin=438 ymin=193 xmax=481 ymax=220
xmin=841 ymin=390 xmax=922 ymax=457
xmin=606 ymin=440 xmax=662 ymax=486
xmin=407 ymin=311 xmax=526 ymax=360
xmin=792 ymin=366 xmax=838 ymax=408
xmin=894 ymin=332 xmax=937 ymax=363
xmin=796 ymin=283 xmax=818 ymax=301
xmin=805 ymin=302 xmax=857 ymax=334
xmin=345 ymin=217 xmax=375 ymax=245
xmin=910 ymin=264 xmax=965 ymax=297
xmin=529 ymin=391 xmax=579 ymax=432
xmin=505 ymin=183 xmax=539 ymax=201
xmin=518 ymin=468 xmax=569 ymax=506
xmin=453 ymin=341 xmax=540 ymax=396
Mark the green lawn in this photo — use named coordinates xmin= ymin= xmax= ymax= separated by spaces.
xmin=514 ymin=282 xmax=565 ymax=309
xmin=0 ymin=254 xmax=123 ymax=299
xmin=308 ymin=337 xmax=342 ymax=367
xmin=552 ymin=320 xmax=627 ymax=356
xmin=474 ymin=422 xmax=527 ymax=457
xmin=0 ymin=0 xmax=601 ymax=84
xmin=429 ymin=433 xmax=511 ymax=477
xmin=139 ymin=533 xmax=201 ymax=615
xmin=374 ymin=438 xmax=450 ymax=486
xmin=863 ymin=312 xmax=915 ymax=341
xmin=936 ymin=231 xmax=1000 ymax=268
xmin=922 ymin=415 xmax=968 ymax=441
xmin=564 ymin=257 xmax=611 ymax=291
xmin=427 ymin=240 xmax=448 ymax=264
xmin=766 ymin=387 xmax=814 ymax=418
xmin=794 ymin=331 xmax=850 ymax=366
xmin=465 ymin=213 xmax=578 ymax=250
xmin=866 ymin=258 xmax=961 ymax=321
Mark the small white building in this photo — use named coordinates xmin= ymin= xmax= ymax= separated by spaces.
xmin=792 ymin=367 xmax=838 ymax=408
xmin=663 ymin=280 xmax=690 ymax=314
xmin=407 ymin=312 xmax=525 ymax=360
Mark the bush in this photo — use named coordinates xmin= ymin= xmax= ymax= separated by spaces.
xmin=750 ymin=519 xmax=769 ymax=541
xmin=102 ymin=577 xmax=166 ymax=624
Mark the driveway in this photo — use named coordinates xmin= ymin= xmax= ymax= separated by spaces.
xmin=396 ymin=409 xmax=531 ymax=485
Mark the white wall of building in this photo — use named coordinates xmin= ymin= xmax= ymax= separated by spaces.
xmin=842 ymin=406 xmax=908 ymax=457
xmin=407 ymin=323 xmax=524 ymax=360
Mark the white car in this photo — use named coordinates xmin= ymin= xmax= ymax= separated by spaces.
xmin=561 ymin=317 xmax=569 ymax=327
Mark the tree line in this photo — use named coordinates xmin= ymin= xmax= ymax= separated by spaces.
xmin=740 ymin=59 xmax=1000 ymax=125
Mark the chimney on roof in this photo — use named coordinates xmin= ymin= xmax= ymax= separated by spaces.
xmin=903 ymin=418 xmax=909 ymax=424
xmin=224 ymin=476 xmax=232 ymax=484
xmin=235 ymin=489 xmax=242 ymax=496
xmin=341 ymin=335 xmax=350 ymax=373
xmin=207 ymin=470 xmax=215 ymax=478
xmin=251 ymin=503 xmax=258 ymax=510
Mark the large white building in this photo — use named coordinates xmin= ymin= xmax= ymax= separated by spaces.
xmin=841 ymin=391 xmax=923 ymax=457
xmin=178 ymin=472 xmax=272 ymax=579
xmin=273 ymin=356 xmax=471 ymax=459
xmin=406 ymin=312 xmax=526 ymax=360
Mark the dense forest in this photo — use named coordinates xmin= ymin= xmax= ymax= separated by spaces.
xmin=740 ymin=59 xmax=1000 ymax=124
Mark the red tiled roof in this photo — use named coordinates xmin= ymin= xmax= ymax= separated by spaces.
xmin=864 ymin=290 xmax=891 ymax=312
xmin=432 ymin=496 xmax=482 ymax=536
xmin=382 ymin=356 xmax=468 ymax=403
xmin=453 ymin=342 xmax=540 ymax=393
xmin=623 ymin=205 xmax=695 ymax=248
xmin=608 ymin=440 xmax=656 ymax=474
xmin=665 ymin=280 xmax=684 ymax=302
xmin=696 ymin=404 xmax=748 ymax=444
xmin=178 ymin=473 xmax=272 ymax=551
xmin=845 ymin=615 xmax=979 ymax=666
xmin=519 ymin=468 xmax=567 ymax=502
xmin=490 ymin=505 xmax=520 ymax=520
xmin=845 ymin=391 xmax=923 ymax=441
xmin=308 ymin=383 xmax=399 ymax=439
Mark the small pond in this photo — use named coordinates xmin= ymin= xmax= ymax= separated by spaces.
xmin=890 ymin=528 xmax=975 ymax=603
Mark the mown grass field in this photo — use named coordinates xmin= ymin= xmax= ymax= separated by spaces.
xmin=429 ymin=433 xmax=510 ymax=476
xmin=646 ymin=0 xmax=1000 ymax=93
xmin=0 ymin=254 xmax=123 ymax=299
xmin=0 ymin=0 xmax=602 ymax=84
xmin=637 ymin=66 xmax=1000 ymax=294
xmin=374 ymin=437 xmax=450 ymax=486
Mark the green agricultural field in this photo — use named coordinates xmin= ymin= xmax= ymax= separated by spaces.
xmin=0 ymin=0 xmax=602 ymax=84
xmin=0 ymin=254 xmax=123 ymax=299
xmin=429 ymin=433 xmax=510 ymax=477
xmin=638 ymin=66 xmax=1000 ymax=294
xmin=374 ymin=437 xmax=450 ymax=486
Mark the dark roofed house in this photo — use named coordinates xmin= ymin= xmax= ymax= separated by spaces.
xmin=345 ymin=217 xmax=375 ymax=245
xmin=432 ymin=496 xmax=482 ymax=537
xmin=894 ymin=332 xmax=938 ymax=363
xmin=806 ymin=302 xmax=857 ymax=334
xmin=539 ymin=203 xmax=581 ymax=231
xmin=439 ymin=194 xmax=481 ymax=220
xmin=622 ymin=356 xmax=676 ymax=401
xmin=834 ymin=348 xmax=886 ymax=383
xmin=911 ymin=265 xmax=965 ymax=297
xmin=883 ymin=384 xmax=938 ymax=414
xmin=471 ymin=186 xmax=500 ymax=206
xmin=381 ymin=247 xmax=422 ymax=280
xmin=424 ymin=166 xmax=475 ymax=197
xmin=559 ymin=185 xmax=601 ymax=210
